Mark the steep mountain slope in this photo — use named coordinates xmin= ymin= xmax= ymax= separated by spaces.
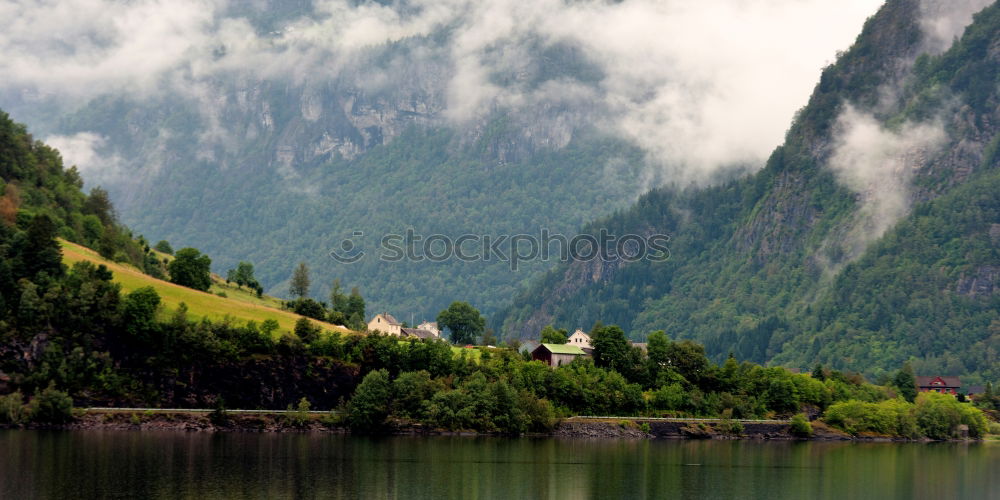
xmin=497 ymin=0 xmax=1000 ymax=384
xmin=0 ymin=0 xmax=881 ymax=321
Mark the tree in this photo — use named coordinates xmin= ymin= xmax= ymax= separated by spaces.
xmin=348 ymin=369 xmax=392 ymax=432
xmin=21 ymin=213 xmax=64 ymax=279
xmin=168 ymin=248 xmax=212 ymax=291
xmin=29 ymin=384 xmax=74 ymax=424
xmin=664 ymin=340 xmax=710 ymax=384
xmin=227 ymin=261 xmax=257 ymax=289
xmin=347 ymin=287 xmax=365 ymax=326
xmin=437 ymin=301 xmax=485 ymax=345
xmin=84 ymin=187 xmax=116 ymax=226
xmin=591 ymin=324 xmax=631 ymax=371
xmin=540 ymin=325 xmax=567 ymax=344
xmin=290 ymin=262 xmax=310 ymax=299
xmin=481 ymin=328 xmax=498 ymax=346
xmin=892 ymin=361 xmax=917 ymax=403
xmin=329 ymin=279 xmax=349 ymax=313
xmin=122 ymin=286 xmax=161 ymax=339
xmin=294 ymin=317 xmax=321 ymax=344
xmin=261 ymin=319 xmax=280 ymax=337
xmin=153 ymin=240 xmax=173 ymax=255
xmin=646 ymin=330 xmax=671 ymax=381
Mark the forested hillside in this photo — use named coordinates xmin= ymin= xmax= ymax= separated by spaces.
xmin=498 ymin=0 xmax=1000 ymax=385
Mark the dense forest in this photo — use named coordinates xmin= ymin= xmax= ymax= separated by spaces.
xmin=497 ymin=0 xmax=1000 ymax=385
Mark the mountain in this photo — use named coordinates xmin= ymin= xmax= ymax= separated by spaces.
xmin=0 ymin=0 xmax=880 ymax=321
xmin=496 ymin=0 xmax=1000 ymax=385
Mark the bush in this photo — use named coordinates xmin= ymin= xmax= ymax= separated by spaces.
xmin=518 ymin=391 xmax=556 ymax=432
xmin=988 ymin=422 xmax=1000 ymax=435
xmin=209 ymin=398 xmax=229 ymax=426
xmin=914 ymin=392 xmax=986 ymax=439
xmin=790 ymin=413 xmax=812 ymax=437
xmin=284 ymin=397 xmax=312 ymax=427
xmin=718 ymin=408 xmax=744 ymax=435
xmin=29 ymin=385 xmax=74 ymax=424
xmin=824 ymin=399 xmax=917 ymax=437
xmin=0 ymin=391 xmax=26 ymax=424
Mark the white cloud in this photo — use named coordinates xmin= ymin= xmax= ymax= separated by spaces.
xmin=919 ymin=0 xmax=995 ymax=54
xmin=824 ymin=105 xmax=946 ymax=263
xmin=7 ymin=0 xmax=988 ymax=187
xmin=43 ymin=132 xmax=123 ymax=186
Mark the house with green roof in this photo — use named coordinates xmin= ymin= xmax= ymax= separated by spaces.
xmin=531 ymin=343 xmax=589 ymax=367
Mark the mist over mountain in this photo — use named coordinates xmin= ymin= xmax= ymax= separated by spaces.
xmin=497 ymin=0 xmax=1000 ymax=384
xmin=0 ymin=0 xmax=885 ymax=318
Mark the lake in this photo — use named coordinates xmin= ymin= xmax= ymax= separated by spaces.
xmin=1 ymin=431 xmax=997 ymax=499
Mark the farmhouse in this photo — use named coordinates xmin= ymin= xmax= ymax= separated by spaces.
xmin=566 ymin=329 xmax=592 ymax=349
xmin=417 ymin=321 xmax=441 ymax=337
xmin=966 ymin=386 xmax=985 ymax=400
xmin=917 ymin=376 xmax=961 ymax=395
xmin=531 ymin=343 xmax=588 ymax=367
xmin=367 ymin=312 xmax=402 ymax=336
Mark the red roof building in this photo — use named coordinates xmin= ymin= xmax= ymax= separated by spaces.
xmin=916 ymin=376 xmax=961 ymax=395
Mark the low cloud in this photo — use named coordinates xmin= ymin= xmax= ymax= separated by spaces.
xmin=3 ymin=0 xmax=990 ymax=188
xmin=919 ymin=0 xmax=995 ymax=54
xmin=823 ymin=105 xmax=946 ymax=264
xmin=43 ymin=132 xmax=124 ymax=187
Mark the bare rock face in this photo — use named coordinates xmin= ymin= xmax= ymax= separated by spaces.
xmin=956 ymin=265 xmax=1000 ymax=297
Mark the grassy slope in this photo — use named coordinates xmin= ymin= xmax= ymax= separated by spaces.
xmin=60 ymin=239 xmax=352 ymax=337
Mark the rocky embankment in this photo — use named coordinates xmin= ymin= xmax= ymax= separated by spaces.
xmin=3 ymin=412 xmax=969 ymax=442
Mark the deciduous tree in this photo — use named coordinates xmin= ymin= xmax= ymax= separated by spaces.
xmin=168 ymin=248 xmax=212 ymax=291
xmin=437 ymin=301 xmax=485 ymax=345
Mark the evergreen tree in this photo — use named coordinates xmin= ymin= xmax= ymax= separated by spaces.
xmin=892 ymin=361 xmax=917 ymax=403
xmin=290 ymin=262 xmax=310 ymax=299
xmin=329 ymin=279 xmax=348 ymax=313
xmin=21 ymin=214 xmax=64 ymax=279
xmin=347 ymin=287 xmax=365 ymax=322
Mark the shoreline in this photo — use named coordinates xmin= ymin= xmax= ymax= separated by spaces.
xmin=0 ymin=411 xmax=980 ymax=443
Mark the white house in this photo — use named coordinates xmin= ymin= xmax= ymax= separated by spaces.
xmin=367 ymin=312 xmax=402 ymax=336
xmin=566 ymin=329 xmax=592 ymax=349
xmin=417 ymin=321 xmax=441 ymax=338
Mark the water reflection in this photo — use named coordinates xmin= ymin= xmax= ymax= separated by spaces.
xmin=0 ymin=431 xmax=996 ymax=499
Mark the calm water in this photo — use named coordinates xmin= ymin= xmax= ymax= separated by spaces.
xmin=1 ymin=431 xmax=997 ymax=499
